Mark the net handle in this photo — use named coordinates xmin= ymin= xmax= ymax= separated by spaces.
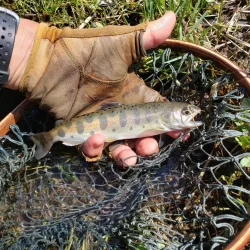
xmin=0 ymin=99 xmax=34 ymax=136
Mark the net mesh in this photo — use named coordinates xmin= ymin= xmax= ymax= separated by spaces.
xmin=0 ymin=48 xmax=249 ymax=250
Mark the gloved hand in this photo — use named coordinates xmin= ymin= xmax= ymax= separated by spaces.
xmin=7 ymin=11 xmax=177 ymax=166
xmin=19 ymin=22 xmax=164 ymax=120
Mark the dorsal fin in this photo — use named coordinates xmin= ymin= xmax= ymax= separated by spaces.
xmin=99 ymin=102 xmax=121 ymax=110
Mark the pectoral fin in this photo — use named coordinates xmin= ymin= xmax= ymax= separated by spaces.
xmin=138 ymin=129 xmax=164 ymax=138
xmin=105 ymin=138 xmax=116 ymax=142
xmin=62 ymin=140 xmax=84 ymax=146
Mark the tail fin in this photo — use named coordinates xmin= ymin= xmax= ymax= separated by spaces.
xmin=31 ymin=132 xmax=54 ymax=160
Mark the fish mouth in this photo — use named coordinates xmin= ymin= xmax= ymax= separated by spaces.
xmin=185 ymin=113 xmax=203 ymax=128
xmin=186 ymin=120 xmax=203 ymax=127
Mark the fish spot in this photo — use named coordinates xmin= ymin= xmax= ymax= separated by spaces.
xmin=85 ymin=115 xmax=93 ymax=123
xmin=133 ymin=107 xmax=140 ymax=125
xmin=112 ymin=128 xmax=116 ymax=132
xmin=90 ymin=131 xmax=94 ymax=135
xmin=57 ymin=129 xmax=65 ymax=137
xmin=109 ymin=109 xmax=116 ymax=117
xmin=76 ymin=121 xmax=84 ymax=134
xmin=164 ymin=113 xmax=171 ymax=120
xmin=99 ymin=113 xmax=108 ymax=130
xmin=119 ymin=109 xmax=127 ymax=127
xmin=145 ymin=107 xmax=152 ymax=123
xmin=130 ymin=127 xmax=133 ymax=130
xmin=65 ymin=121 xmax=72 ymax=129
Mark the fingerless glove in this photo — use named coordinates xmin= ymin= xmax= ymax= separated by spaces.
xmin=20 ymin=22 xmax=164 ymax=120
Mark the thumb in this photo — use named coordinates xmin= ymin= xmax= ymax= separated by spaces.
xmin=143 ymin=11 xmax=176 ymax=50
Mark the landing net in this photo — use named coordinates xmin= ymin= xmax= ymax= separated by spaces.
xmin=0 ymin=48 xmax=249 ymax=250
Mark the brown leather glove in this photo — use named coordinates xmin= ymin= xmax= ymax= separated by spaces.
xmin=19 ymin=22 xmax=164 ymax=120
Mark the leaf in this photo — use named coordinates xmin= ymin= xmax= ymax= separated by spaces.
xmin=240 ymin=156 xmax=250 ymax=167
xmin=235 ymin=136 xmax=250 ymax=151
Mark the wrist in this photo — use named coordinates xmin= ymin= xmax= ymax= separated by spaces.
xmin=5 ymin=18 xmax=38 ymax=90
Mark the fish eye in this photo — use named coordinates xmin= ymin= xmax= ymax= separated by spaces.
xmin=182 ymin=108 xmax=191 ymax=116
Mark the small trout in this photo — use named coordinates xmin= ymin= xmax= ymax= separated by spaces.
xmin=32 ymin=102 xmax=203 ymax=159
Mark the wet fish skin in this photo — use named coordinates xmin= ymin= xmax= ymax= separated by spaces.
xmin=31 ymin=102 xmax=203 ymax=160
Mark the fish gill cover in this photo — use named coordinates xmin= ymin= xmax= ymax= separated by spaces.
xmin=0 ymin=48 xmax=249 ymax=250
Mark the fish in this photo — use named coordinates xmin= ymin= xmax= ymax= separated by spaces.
xmin=31 ymin=102 xmax=203 ymax=160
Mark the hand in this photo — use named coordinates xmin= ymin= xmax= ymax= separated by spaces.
xmin=82 ymin=11 xmax=178 ymax=166
xmin=6 ymin=11 xmax=177 ymax=166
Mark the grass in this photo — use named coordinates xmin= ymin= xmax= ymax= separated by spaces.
xmin=3 ymin=0 xmax=249 ymax=70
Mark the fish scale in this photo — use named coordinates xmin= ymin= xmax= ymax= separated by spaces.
xmin=31 ymin=102 xmax=203 ymax=160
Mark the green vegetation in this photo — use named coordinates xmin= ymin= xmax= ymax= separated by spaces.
xmin=2 ymin=0 xmax=249 ymax=70
xmin=10 ymin=0 xmax=211 ymax=41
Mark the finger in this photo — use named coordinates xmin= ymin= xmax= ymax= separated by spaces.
xmin=167 ymin=131 xmax=190 ymax=141
xmin=143 ymin=11 xmax=176 ymax=50
xmin=111 ymin=144 xmax=137 ymax=167
xmin=82 ymin=134 xmax=105 ymax=157
xmin=135 ymin=137 xmax=159 ymax=156
xmin=182 ymin=133 xmax=190 ymax=141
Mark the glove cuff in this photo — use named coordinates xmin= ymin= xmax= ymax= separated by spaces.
xmin=19 ymin=23 xmax=52 ymax=92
